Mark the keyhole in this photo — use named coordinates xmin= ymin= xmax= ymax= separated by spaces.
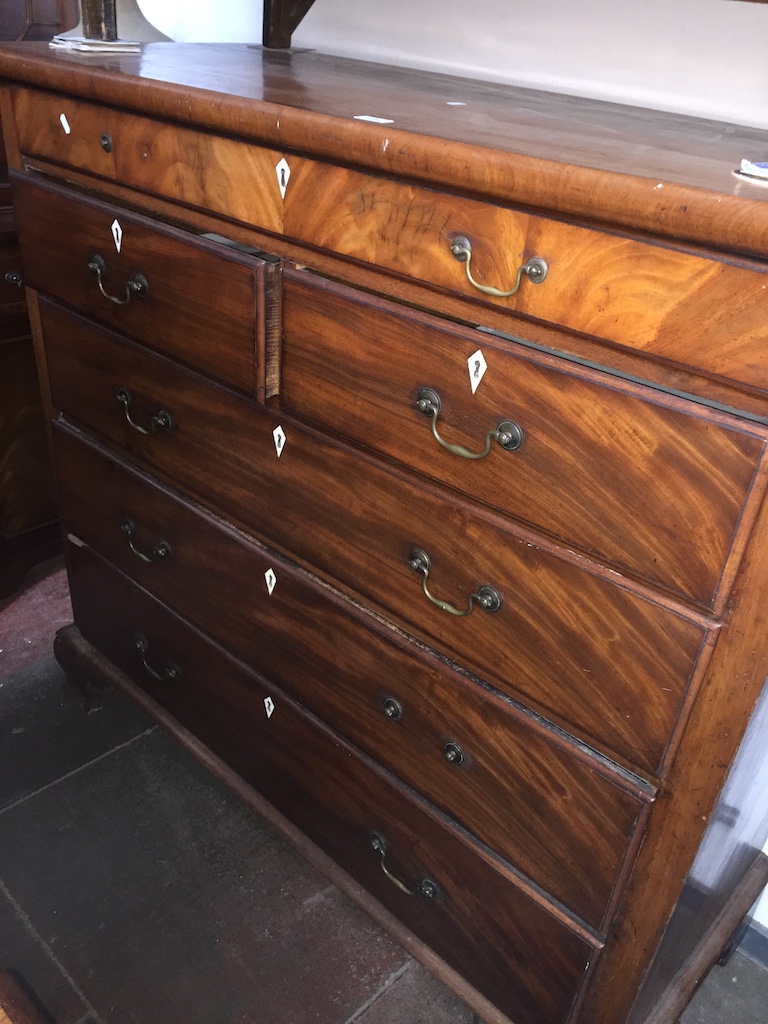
xmin=474 ymin=360 xmax=481 ymax=377
xmin=277 ymin=435 xmax=283 ymax=451
xmin=281 ymin=168 xmax=286 ymax=187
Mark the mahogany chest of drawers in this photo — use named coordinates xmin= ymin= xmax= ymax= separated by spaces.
xmin=1 ymin=41 xmax=767 ymax=1024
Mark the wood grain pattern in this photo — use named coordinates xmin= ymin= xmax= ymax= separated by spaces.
xmin=67 ymin=540 xmax=598 ymax=1024
xmin=53 ymin=423 xmax=652 ymax=930
xmin=12 ymin=87 xmax=283 ymax=232
xmin=12 ymin=174 xmax=269 ymax=396
xmin=579 ymin=481 xmax=768 ymax=1022
xmin=284 ymin=160 xmax=768 ymax=394
xmin=15 ymin=85 xmax=768 ymax=392
xmin=41 ymin=300 xmax=711 ymax=775
xmin=6 ymin=42 xmax=768 ymax=1024
xmin=1 ymin=45 xmax=768 ymax=257
xmin=24 ymin=151 xmax=768 ymax=421
xmin=280 ymin=271 xmax=766 ymax=608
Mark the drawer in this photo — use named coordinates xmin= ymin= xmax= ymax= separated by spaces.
xmin=54 ymin=424 xmax=652 ymax=930
xmin=281 ymin=272 xmax=765 ymax=608
xmin=67 ymin=541 xmax=598 ymax=1024
xmin=11 ymin=88 xmax=283 ymax=234
xmin=12 ymin=174 xmax=278 ymax=397
xmin=283 ymin=159 xmax=768 ymax=393
xmin=42 ymin=301 xmax=710 ymax=774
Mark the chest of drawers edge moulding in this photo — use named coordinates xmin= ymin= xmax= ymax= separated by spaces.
xmin=1 ymin=41 xmax=767 ymax=1024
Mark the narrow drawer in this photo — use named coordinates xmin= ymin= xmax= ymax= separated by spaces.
xmin=281 ymin=272 xmax=765 ymax=609
xmin=55 ymin=425 xmax=652 ymax=930
xmin=43 ymin=301 xmax=711 ymax=774
xmin=282 ymin=158 xmax=768 ymax=393
xmin=67 ymin=541 xmax=598 ymax=1024
xmin=12 ymin=174 xmax=277 ymax=397
xmin=11 ymin=87 xmax=283 ymax=233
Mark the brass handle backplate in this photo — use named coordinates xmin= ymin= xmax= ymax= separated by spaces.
xmin=88 ymin=253 xmax=149 ymax=305
xmin=416 ymin=387 xmax=523 ymax=460
xmin=120 ymin=518 xmax=171 ymax=563
xmin=368 ymin=831 xmax=441 ymax=899
xmin=115 ymin=387 xmax=172 ymax=436
xmin=449 ymin=235 xmax=548 ymax=298
xmin=134 ymin=633 xmax=181 ymax=683
xmin=408 ymin=547 xmax=502 ymax=617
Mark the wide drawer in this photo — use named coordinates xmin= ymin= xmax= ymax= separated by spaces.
xmin=42 ymin=301 xmax=711 ymax=774
xmin=282 ymin=158 xmax=768 ymax=394
xmin=15 ymin=89 xmax=768 ymax=397
xmin=67 ymin=542 xmax=598 ymax=1024
xmin=281 ymin=271 xmax=765 ymax=609
xmin=55 ymin=424 xmax=651 ymax=930
xmin=12 ymin=174 xmax=278 ymax=397
xmin=11 ymin=87 xmax=283 ymax=234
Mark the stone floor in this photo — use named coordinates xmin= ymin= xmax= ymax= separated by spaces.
xmin=1 ymin=557 xmax=766 ymax=1024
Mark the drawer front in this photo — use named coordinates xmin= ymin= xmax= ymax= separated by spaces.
xmin=281 ymin=272 xmax=765 ymax=608
xmin=67 ymin=541 xmax=597 ymax=1024
xmin=43 ymin=301 xmax=709 ymax=774
xmin=283 ymin=159 xmax=768 ymax=392
xmin=11 ymin=88 xmax=283 ymax=233
xmin=13 ymin=174 xmax=272 ymax=396
xmin=54 ymin=425 xmax=650 ymax=930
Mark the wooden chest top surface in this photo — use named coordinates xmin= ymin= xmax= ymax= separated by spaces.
xmin=0 ymin=41 xmax=767 ymax=256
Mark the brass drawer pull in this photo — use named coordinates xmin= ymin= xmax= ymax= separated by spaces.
xmin=443 ymin=740 xmax=465 ymax=765
xmin=88 ymin=253 xmax=149 ymax=305
xmin=368 ymin=831 xmax=441 ymax=899
xmin=408 ymin=547 xmax=502 ymax=617
xmin=134 ymin=632 xmax=181 ymax=683
xmin=120 ymin=518 xmax=172 ymax=563
xmin=115 ymin=387 xmax=173 ymax=435
xmin=382 ymin=696 xmax=404 ymax=720
xmin=416 ymin=387 xmax=523 ymax=460
xmin=449 ymin=235 xmax=548 ymax=298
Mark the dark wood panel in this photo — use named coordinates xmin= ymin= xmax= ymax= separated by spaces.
xmin=12 ymin=174 xmax=267 ymax=396
xmin=280 ymin=271 xmax=765 ymax=607
xmin=41 ymin=301 xmax=711 ymax=774
xmin=67 ymin=541 xmax=597 ymax=1024
xmin=1 ymin=45 xmax=768 ymax=257
xmin=53 ymin=423 xmax=652 ymax=930
xmin=0 ymin=336 xmax=56 ymax=539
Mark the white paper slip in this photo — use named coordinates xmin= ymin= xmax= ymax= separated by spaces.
xmin=739 ymin=159 xmax=768 ymax=181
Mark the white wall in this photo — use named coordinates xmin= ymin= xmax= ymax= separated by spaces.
xmin=138 ymin=0 xmax=768 ymax=128
xmin=137 ymin=0 xmax=768 ymax=929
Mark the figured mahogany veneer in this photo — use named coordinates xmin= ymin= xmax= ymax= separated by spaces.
xmin=42 ymin=299 xmax=710 ymax=775
xmin=68 ymin=542 xmax=597 ymax=1024
xmin=12 ymin=88 xmax=768 ymax=395
xmin=3 ymin=40 xmax=768 ymax=1024
xmin=280 ymin=271 xmax=766 ymax=609
xmin=12 ymin=174 xmax=279 ymax=398
xmin=53 ymin=424 xmax=652 ymax=931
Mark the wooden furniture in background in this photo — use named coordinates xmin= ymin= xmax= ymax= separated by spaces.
xmin=0 ymin=3 xmax=72 ymax=596
xmin=0 ymin=1 xmax=77 ymax=42
xmin=0 ymin=971 xmax=54 ymax=1024
xmin=262 ymin=0 xmax=318 ymax=48
xmin=1 ymin=41 xmax=767 ymax=1024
